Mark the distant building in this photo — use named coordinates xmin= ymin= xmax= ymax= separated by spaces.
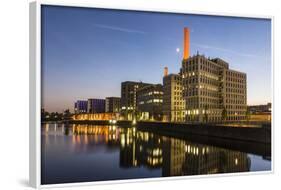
xmin=74 ymin=100 xmax=88 ymax=114
xmin=120 ymin=81 xmax=152 ymax=120
xmin=249 ymin=112 xmax=271 ymax=122
xmin=105 ymin=97 xmax=121 ymax=113
xmin=72 ymin=112 xmax=119 ymax=121
xmin=137 ymin=84 xmax=163 ymax=121
xmin=87 ymin=98 xmax=105 ymax=113
xmin=163 ymin=69 xmax=186 ymax=122
xmin=248 ymin=103 xmax=271 ymax=113
xmin=247 ymin=103 xmax=271 ymax=122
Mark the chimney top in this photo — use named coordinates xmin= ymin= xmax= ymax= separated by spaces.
xmin=183 ymin=27 xmax=190 ymax=60
xmin=164 ymin=67 xmax=168 ymax=77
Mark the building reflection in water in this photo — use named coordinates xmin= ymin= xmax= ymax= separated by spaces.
xmin=70 ymin=124 xmax=120 ymax=148
xmin=65 ymin=124 xmax=251 ymax=176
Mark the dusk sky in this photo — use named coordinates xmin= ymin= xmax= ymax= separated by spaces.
xmin=41 ymin=5 xmax=271 ymax=113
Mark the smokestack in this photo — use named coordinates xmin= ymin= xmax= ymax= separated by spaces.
xmin=183 ymin=27 xmax=190 ymax=60
xmin=164 ymin=67 xmax=168 ymax=77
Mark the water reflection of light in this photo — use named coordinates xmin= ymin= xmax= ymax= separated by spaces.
xmin=45 ymin=123 xmax=49 ymax=133
xmin=121 ymin=134 xmax=125 ymax=148
xmin=144 ymin=133 xmax=149 ymax=142
xmin=72 ymin=135 xmax=76 ymax=145
xmin=77 ymin=135 xmax=81 ymax=144
xmin=235 ymin=158 xmax=238 ymax=165
xmin=127 ymin=135 xmax=130 ymax=145
xmin=94 ymin=135 xmax=98 ymax=143
xmin=84 ymin=134 xmax=88 ymax=145
xmin=62 ymin=124 xmax=64 ymax=133
xmin=153 ymin=148 xmax=162 ymax=156
xmin=132 ymin=119 xmax=136 ymax=125
xmin=42 ymin=124 xmax=257 ymax=177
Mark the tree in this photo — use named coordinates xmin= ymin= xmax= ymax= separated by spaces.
xmin=63 ymin=109 xmax=72 ymax=120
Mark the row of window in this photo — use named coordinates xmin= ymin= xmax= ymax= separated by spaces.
xmin=138 ymin=91 xmax=164 ymax=97
xmin=225 ymin=105 xmax=247 ymax=110
xmin=225 ymin=88 xmax=246 ymax=94
xmin=200 ymin=65 xmax=221 ymax=75
xmin=225 ymin=99 xmax=246 ymax=105
xmin=172 ymin=101 xmax=185 ymax=106
xmin=138 ymin=99 xmax=163 ymax=105
xmin=226 ymin=71 xmax=246 ymax=79
xmin=183 ymin=58 xmax=223 ymax=76
xmin=225 ymin=82 xmax=246 ymax=89
xmin=199 ymin=89 xmax=220 ymax=97
xmin=226 ymin=94 xmax=246 ymax=99
xmin=226 ymin=77 xmax=246 ymax=83
xmin=173 ymin=91 xmax=183 ymax=96
xmin=199 ymin=76 xmax=220 ymax=85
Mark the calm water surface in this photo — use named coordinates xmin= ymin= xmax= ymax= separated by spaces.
xmin=41 ymin=123 xmax=271 ymax=184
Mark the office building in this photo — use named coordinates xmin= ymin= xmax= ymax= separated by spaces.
xmin=180 ymin=27 xmax=247 ymax=123
xmin=120 ymin=81 xmax=152 ymax=120
xmin=87 ymin=98 xmax=105 ymax=113
xmin=105 ymin=97 xmax=121 ymax=113
xmin=163 ymin=68 xmax=186 ymax=122
xmin=181 ymin=54 xmax=247 ymax=122
xmin=137 ymin=84 xmax=163 ymax=121
xmin=74 ymin=100 xmax=88 ymax=114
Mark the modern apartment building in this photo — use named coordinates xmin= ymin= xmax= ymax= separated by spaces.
xmin=87 ymin=98 xmax=105 ymax=113
xmin=74 ymin=100 xmax=88 ymax=114
xmin=137 ymin=84 xmax=163 ymax=121
xmin=105 ymin=97 xmax=121 ymax=113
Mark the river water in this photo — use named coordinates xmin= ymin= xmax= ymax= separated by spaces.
xmin=41 ymin=123 xmax=271 ymax=184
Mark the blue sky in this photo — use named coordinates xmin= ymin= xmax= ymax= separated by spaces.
xmin=41 ymin=5 xmax=271 ymax=112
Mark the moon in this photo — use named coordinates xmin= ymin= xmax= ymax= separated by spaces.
xmin=176 ymin=48 xmax=180 ymax=53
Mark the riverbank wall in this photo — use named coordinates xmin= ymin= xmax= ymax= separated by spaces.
xmin=67 ymin=120 xmax=271 ymax=144
xmin=137 ymin=121 xmax=271 ymax=144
